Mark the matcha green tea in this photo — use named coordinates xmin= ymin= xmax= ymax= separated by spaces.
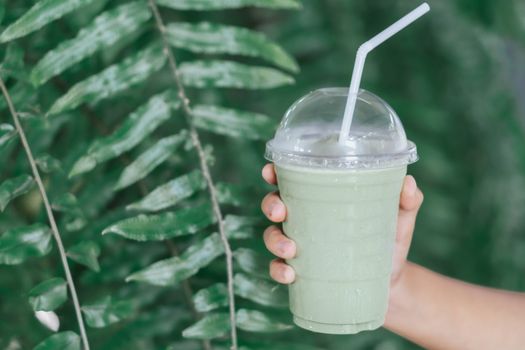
xmin=265 ymin=88 xmax=418 ymax=334
xmin=276 ymin=164 xmax=406 ymax=333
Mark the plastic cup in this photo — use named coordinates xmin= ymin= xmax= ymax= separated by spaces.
xmin=264 ymin=88 xmax=418 ymax=334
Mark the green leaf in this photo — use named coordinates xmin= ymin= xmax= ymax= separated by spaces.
xmin=233 ymin=248 xmax=270 ymax=280
xmin=126 ymin=232 xmax=224 ymax=286
xmin=234 ymin=273 xmax=287 ymax=308
xmin=67 ymin=240 xmax=100 ymax=271
xmin=180 ymin=60 xmax=294 ymax=89
xmin=193 ymin=276 xmax=286 ymax=312
xmin=28 ymin=277 xmax=67 ymax=311
xmin=0 ymin=123 xmax=17 ymax=149
xmin=51 ymin=193 xmax=87 ymax=232
xmin=236 ymin=309 xmax=292 ymax=332
xmin=224 ymin=215 xmax=258 ymax=239
xmin=114 ymin=130 xmax=187 ymax=190
xmin=0 ymin=174 xmax=35 ymax=211
xmin=100 ymin=19 xmax=147 ymax=64
xmin=216 ymin=182 xmax=245 ymax=207
xmin=31 ymin=1 xmax=151 ymax=86
xmin=126 ymin=170 xmax=206 ymax=212
xmin=33 ymin=331 xmax=81 ymax=350
xmin=192 ymin=105 xmax=274 ymax=140
xmin=68 ymin=0 xmax=109 ymax=27
xmin=182 ymin=313 xmax=230 ymax=340
xmin=193 ymin=283 xmax=228 ymax=312
xmin=81 ymin=296 xmax=134 ymax=328
xmin=156 ymin=0 xmax=301 ymax=10
xmin=103 ymin=203 xmax=215 ymax=241
xmin=64 ymin=216 xmax=88 ymax=232
xmin=0 ymin=0 xmax=96 ymax=43
xmin=0 ymin=43 xmax=27 ymax=81
xmin=0 ymin=224 xmax=52 ymax=265
xmin=51 ymin=193 xmax=80 ymax=213
xmin=103 ymin=307 xmax=191 ymax=348
xmin=0 ymin=82 xmax=36 ymax=111
xmin=183 ymin=309 xmax=291 ymax=338
xmin=48 ymin=43 xmax=166 ymax=116
xmin=165 ymin=22 xmax=298 ymax=73
xmin=35 ymin=154 xmax=62 ymax=173
xmin=167 ymin=341 xmax=202 ymax=350
xmin=69 ymin=90 xmax=179 ymax=177
xmin=75 ymin=174 xmax=117 ymax=218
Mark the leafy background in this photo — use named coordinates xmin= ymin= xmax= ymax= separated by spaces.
xmin=1 ymin=0 xmax=525 ymax=349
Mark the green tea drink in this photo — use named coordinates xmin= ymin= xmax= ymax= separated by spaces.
xmin=275 ymin=164 xmax=406 ymax=334
xmin=265 ymin=88 xmax=418 ymax=334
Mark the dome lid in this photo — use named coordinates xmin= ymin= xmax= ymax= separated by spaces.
xmin=265 ymin=88 xmax=418 ymax=169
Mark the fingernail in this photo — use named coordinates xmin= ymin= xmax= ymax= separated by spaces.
xmin=268 ymin=203 xmax=276 ymax=218
xmin=278 ymin=240 xmax=293 ymax=255
xmin=406 ymin=176 xmax=417 ymax=197
xmin=270 ymin=202 xmax=284 ymax=219
xmin=283 ymin=266 xmax=294 ymax=282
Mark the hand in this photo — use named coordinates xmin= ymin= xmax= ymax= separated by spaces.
xmin=260 ymin=163 xmax=424 ymax=288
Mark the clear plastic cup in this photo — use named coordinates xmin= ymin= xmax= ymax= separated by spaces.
xmin=265 ymin=88 xmax=418 ymax=334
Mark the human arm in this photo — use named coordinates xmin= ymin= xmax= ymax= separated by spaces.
xmin=386 ymin=262 xmax=525 ymax=349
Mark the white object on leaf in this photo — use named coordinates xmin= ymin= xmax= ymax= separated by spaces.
xmin=35 ymin=310 xmax=60 ymax=332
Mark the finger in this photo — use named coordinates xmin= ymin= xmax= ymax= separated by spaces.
xmin=393 ymin=176 xmax=424 ymax=265
xmin=261 ymin=192 xmax=287 ymax=222
xmin=269 ymin=258 xmax=295 ymax=284
xmin=399 ymin=175 xmax=423 ymax=212
xmin=262 ymin=163 xmax=277 ymax=185
xmin=263 ymin=225 xmax=296 ymax=259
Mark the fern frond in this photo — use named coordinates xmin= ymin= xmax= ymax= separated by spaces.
xmin=0 ymin=0 xmax=97 ymax=43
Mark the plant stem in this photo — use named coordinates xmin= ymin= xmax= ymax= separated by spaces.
xmin=147 ymin=1 xmax=238 ymax=349
xmin=52 ymin=78 xmax=207 ymax=350
xmin=0 ymin=78 xmax=90 ymax=349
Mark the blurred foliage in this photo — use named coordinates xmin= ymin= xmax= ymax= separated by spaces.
xmin=1 ymin=0 xmax=525 ymax=349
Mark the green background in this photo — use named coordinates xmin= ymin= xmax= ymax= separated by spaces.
xmin=1 ymin=0 xmax=525 ymax=349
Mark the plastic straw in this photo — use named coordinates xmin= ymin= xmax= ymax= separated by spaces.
xmin=338 ymin=3 xmax=430 ymax=144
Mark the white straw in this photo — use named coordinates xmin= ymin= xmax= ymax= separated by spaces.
xmin=338 ymin=3 xmax=430 ymax=144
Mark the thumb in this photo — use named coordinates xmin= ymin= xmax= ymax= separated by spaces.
xmin=391 ymin=175 xmax=424 ymax=281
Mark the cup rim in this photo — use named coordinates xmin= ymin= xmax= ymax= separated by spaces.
xmin=265 ymin=140 xmax=418 ymax=169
